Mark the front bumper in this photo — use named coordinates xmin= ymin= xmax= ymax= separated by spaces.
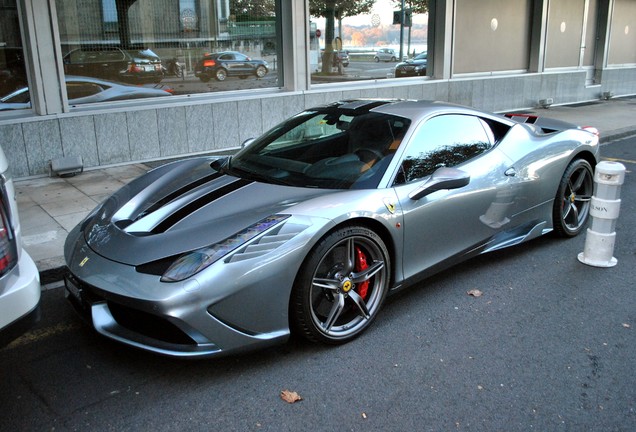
xmin=64 ymin=253 xmax=293 ymax=358
xmin=63 ymin=216 xmax=327 ymax=358
xmin=65 ymin=273 xmax=227 ymax=357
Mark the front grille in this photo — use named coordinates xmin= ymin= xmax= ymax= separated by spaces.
xmin=66 ymin=273 xmax=196 ymax=346
xmin=107 ymin=302 xmax=196 ymax=345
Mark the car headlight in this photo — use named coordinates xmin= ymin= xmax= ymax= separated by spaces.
xmin=161 ymin=215 xmax=290 ymax=282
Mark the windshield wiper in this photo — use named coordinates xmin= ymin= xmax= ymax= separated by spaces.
xmin=225 ymin=164 xmax=292 ymax=186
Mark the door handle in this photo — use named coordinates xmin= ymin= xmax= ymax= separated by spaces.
xmin=505 ymin=167 xmax=516 ymax=177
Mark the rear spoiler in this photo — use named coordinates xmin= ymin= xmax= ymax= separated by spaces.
xmin=504 ymin=113 xmax=599 ymax=137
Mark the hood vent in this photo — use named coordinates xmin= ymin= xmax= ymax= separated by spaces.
xmin=150 ymin=178 xmax=253 ymax=234
xmin=227 ymin=224 xmax=305 ymax=263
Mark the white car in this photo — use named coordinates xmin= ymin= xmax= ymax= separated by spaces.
xmin=0 ymin=145 xmax=40 ymax=345
xmin=0 ymin=75 xmax=173 ymax=111
xmin=374 ymin=48 xmax=397 ymax=62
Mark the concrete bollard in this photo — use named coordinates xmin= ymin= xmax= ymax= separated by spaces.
xmin=578 ymin=161 xmax=626 ymax=267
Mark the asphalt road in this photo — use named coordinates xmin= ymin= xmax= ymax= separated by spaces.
xmin=1 ymin=136 xmax=634 ymax=431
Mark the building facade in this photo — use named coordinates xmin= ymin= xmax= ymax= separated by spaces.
xmin=1 ymin=0 xmax=635 ymax=177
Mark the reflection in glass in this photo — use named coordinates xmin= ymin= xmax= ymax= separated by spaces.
xmin=309 ymin=2 xmax=429 ymax=84
xmin=55 ymin=0 xmax=280 ymax=102
xmin=395 ymin=115 xmax=494 ymax=184
xmin=400 ymin=142 xmax=491 ymax=183
xmin=0 ymin=0 xmax=28 ymax=109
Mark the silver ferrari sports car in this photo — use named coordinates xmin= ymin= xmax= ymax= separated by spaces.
xmin=64 ymin=99 xmax=600 ymax=358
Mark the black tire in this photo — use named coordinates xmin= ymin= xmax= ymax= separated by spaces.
xmin=552 ymin=159 xmax=594 ymax=237
xmin=291 ymin=225 xmax=390 ymax=344
xmin=215 ymin=68 xmax=227 ymax=81
xmin=255 ymin=65 xmax=267 ymax=78
xmin=374 ymin=57 xmax=380 ymax=62
xmin=199 ymin=76 xmax=210 ymax=83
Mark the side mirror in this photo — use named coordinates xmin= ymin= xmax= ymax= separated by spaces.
xmin=210 ymin=156 xmax=229 ymax=171
xmin=408 ymin=167 xmax=470 ymax=201
xmin=241 ymin=138 xmax=256 ymax=148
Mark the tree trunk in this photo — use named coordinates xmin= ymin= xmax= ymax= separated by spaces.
xmin=321 ymin=0 xmax=336 ymax=74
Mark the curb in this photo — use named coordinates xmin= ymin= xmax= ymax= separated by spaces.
xmin=600 ymin=128 xmax=636 ymax=144
xmin=40 ymin=266 xmax=67 ymax=286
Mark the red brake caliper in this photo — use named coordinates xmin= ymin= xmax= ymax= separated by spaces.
xmin=355 ymin=246 xmax=370 ymax=300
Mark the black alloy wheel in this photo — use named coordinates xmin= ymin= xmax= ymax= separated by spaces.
xmin=553 ymin=158 xmax=594 ymax=237
xmin=291 ymin=226 xmax=390 ymax=344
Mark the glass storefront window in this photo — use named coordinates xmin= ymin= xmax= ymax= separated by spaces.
xmin=0 ymin=0 xmax=29 ymax=110
xmin=309 ymin=1 xmax=429 ymax=85
xmin=54 ymin=0 xmax=280 ymax=105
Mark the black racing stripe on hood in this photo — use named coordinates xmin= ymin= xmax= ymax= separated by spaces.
xmin=139 ymin=171 xmax=223 ymax=220
xmin=151 ymin=178 xmax=253 ymax=234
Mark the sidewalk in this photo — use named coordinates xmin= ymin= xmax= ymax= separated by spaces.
xmin=15 ymin=97 xmax=636 ymax=285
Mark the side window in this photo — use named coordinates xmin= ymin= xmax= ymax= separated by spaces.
xmin=395 ymin=114 xmax=493 ymax=184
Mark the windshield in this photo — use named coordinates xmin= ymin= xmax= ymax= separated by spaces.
xmin=227 ymin=107 xmax=411 ymax=189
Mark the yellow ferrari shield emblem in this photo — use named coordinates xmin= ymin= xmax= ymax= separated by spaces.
xmin=342 ymin=280 xmax=353 ymax=292
xmin=383 ymin=197 xmax=396 ymax=214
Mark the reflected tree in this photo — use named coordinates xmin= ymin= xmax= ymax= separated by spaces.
xmin=310 ymin=0 xmax=374 ymax=73
xmin=390 ymin=0 xmax=429 ymax=14
xmin=230 ymin=0 xmax=276 ymax=18
xmin=400 ymin=142 xmax=490 ymax=183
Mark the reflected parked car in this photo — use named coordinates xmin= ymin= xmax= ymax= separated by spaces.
xmin=0 ymin=145 xmax=40 ymax=346
xmin=337 ymin=51 xmax=350 ymax=67
xmin=63 ymin=47 xmax=164 ymax=84
xmin=374 ymin=48 xmax=397 ymax=62
xmin=194 ymin=51 xmax=269 ymax=82
xmin=0 ymin=76 xmax=172 ymax=110
xmin=394 ymin=52 xmax=428 ymax=77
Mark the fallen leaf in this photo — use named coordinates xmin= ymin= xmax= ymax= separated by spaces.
xmin=280 ymin=390 xmax=303 ymax=404
xmin=467 ymin=289 xmax=483 ymax=297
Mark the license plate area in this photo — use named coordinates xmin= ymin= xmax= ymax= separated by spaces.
xmin=64 ymin=275 xmax=93 ymax=320
xmin=65 ymin=275 xmax=81 ymax=299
